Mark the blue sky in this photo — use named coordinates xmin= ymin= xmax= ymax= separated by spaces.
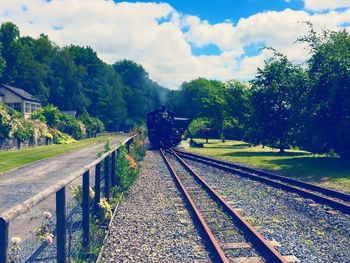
xmin=0 ymin=0 xmax=349 ymax=88
xmin=123 ymin=0 xmax=305 ymax=57
xmin=123 ymin=0 xmax=304 ymax=23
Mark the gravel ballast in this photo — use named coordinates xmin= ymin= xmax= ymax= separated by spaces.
xmin=184 ymin=157 xmax=350 ymax=263
xmin=98 ymin=151 xmax=209 ymax=262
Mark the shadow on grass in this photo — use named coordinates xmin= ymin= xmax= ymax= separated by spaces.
xmin=221 ymin=151 xmax=309 ymax=158
xmin=205 ymin=143 xmax=250 ymax=150
xmin=266 ymin=156 xmax=350 ymax=181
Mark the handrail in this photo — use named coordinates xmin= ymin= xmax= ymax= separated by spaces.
xmin=0 ymin=135 xmax=135 ymax=223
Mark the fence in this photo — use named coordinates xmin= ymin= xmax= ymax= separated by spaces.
xmin=0 ymin=135 xmax=135 ymax=263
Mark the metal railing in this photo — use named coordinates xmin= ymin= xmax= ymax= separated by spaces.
xmin=0 ymin=136 xmax=135 ymax=263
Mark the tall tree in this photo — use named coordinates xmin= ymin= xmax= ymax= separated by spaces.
xmin=301 ymin=29 xmax=350 ymax=159
xmin=250 ymin=52 xmax=307 ymax=152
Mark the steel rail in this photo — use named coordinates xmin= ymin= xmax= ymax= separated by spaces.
xmin=170 ymin=149 xmax=288 ymax=263
xmin=160 ymin=149 xmax=229 ymax=263
xmin=173 ymin=149 xmax=350 ymax=214
xmin=174 ymin=149 xmax=350 ymax=203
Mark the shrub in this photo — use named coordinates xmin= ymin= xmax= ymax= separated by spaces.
xmin=31 ymin=104 xmax=60 ymax=128
xmin=0 ymin=103 xmax=13 ymax=139
xmin=52 ymin=130 xmax=76 ymax=144
xmin=131 ymin=125 xmax=147 ymax=140
xmin=129 ymin=137 xmax=146 ymax=161
xmin=12 ymin=118 xmax=33 ymax=142
xmin=57 ymin=114 xmax=86 ymax=140
xmin=115 ymin=145 xmax=140 ymax=192
xmin=79 ymin=112 xmax=105 ymax=137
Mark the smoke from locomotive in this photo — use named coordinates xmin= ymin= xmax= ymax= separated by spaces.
xmin=147 ymin=106 xmax=190 ymax=148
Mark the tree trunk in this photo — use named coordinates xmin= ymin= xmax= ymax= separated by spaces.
xmin=221 ymin=132 xmax=225 ymax=143
xmin=279 ymin=137 xmax=285 ymax=153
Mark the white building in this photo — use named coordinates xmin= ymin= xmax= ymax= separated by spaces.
xmin=0 ymin=84 xmax=42 ymax=118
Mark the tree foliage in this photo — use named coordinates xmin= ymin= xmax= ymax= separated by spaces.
xmin=169 ymin=27 xmax=350 ymax=159
xmin=250 ymin=52 xmax=307 ymax=152
xmin=0 ymin=22 xmax=166 ymax=131
xmin=301 ymin=29 xmax=350 ymax=158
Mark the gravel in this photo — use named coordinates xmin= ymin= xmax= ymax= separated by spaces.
xmin=164 ymin=152 xmax=261 ymax=260
xmin=98 ymin=150 xmax=209 ymax=262
xmin=184 ymin=157 xmax=350 ymax=263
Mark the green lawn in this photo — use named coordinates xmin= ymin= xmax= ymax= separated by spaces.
xmin=0 ymin=135 xmax=125 ymax=173
xmin=185 ymin=139 xmax=350 ymax=193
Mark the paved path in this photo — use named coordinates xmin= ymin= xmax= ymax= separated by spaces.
xmin=0 ymin=139 xmax=120 ymax=214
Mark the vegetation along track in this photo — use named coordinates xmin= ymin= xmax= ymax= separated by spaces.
xmin=160 ymin=148 xmax=289 ymax=263
xmin=173 ymin=149 xmax=350 ymax=215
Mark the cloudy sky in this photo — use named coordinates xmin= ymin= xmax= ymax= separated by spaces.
xmin=0 ymin=0 xmax=349 ymax=89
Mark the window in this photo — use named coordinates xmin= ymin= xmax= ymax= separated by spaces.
xmin=30 ymin=103 xmax=36 ymax=113
xmin=7 ymin=103 xmax=22 ymax=112
xmin=25 ymin=102 xmax=30 ymax=113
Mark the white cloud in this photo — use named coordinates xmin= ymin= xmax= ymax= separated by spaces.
xmin=304 ymin=0 xmax=350 ymax=11
xmin=0 ymin=1 xmax=349 ymax=89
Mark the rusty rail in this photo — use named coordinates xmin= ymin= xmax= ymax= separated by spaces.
xmin=169 ymin=149 xmax=288 ymax=263
xmin=174 ymin=149 xmax=350 ymax=214
xmin=160 ymin=149 xmax=229 ymax=263
xmin=0 ymin=135 xmax=135 ymax=263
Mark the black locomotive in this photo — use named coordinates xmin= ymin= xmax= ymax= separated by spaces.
xmin=147 ymin=106 xmax=190 ymax=148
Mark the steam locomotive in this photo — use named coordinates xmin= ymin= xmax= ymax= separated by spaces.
xmin=147 ymin=106 xmax=190 ymax=148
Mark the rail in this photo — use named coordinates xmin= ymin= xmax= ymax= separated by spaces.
xmin=174 ymin=149 xmax=350 ymax=214
xmin=169 ymin=149 xmax=287 ymax=263
xmin=0 ymin=135 xmax=135 ymax=263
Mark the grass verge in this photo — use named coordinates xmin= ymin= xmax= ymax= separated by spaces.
xmin=184 ymin=139 xmax=350 ymax=193
xmin=0 ymin=135 xmax=125 ymax=173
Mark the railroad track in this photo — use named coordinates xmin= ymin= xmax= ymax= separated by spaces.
xmin=173 ymin=149 xmax=350 ymax=215
xmin=160 ymin=148 xmax=291 ymax=263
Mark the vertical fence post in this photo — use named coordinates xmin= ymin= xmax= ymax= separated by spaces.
xmin=126 ymin=141 xmax=130 ymax=153
xmin=104 ymin=156 xmax=110 ymax=200
xmin=94 ymin=163 xmax=101 ymax=215
xmin=82 ymin=171 xmax=90 ymax=254
xmin=111 ymin=151 xmax=116 ymax=187
xmin=56 ymin=187 xmax=66 ymax=263
xmin=0 ymin=218 xmax=8 ymax=263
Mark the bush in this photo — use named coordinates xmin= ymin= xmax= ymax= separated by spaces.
xmin=0 ymin=103 xmax=13 ymax=139
xmin=79 ymin=112 xmax=105 ymax=137
xmin=12 ymin=118 xmax=33 ymax=142
xmin=186 ymin=118 xmax=213 ymax=138
xmin=57 ymin=114 xmax=86 ymax=140
xmin=129 ymin=137 xmax=146 ymax=161
xmin=115 ymin=145 xmax=140 ymax=192
xmin=31 ymin=104 xmax=60 ymax=128
xmin=130 ymin=125 xmax=147 ymax=140
xmin=52 ymin=130 xmax=76 ymax=144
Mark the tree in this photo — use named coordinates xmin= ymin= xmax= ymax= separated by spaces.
xmin=201 ymin=81 xmax=228 ymax=142
xmin=301 ymin=28 xmax=350 ymax=159
xmin=225 ymin=80 xmax=251 ymax=140
xmin=250 ymin=52 xmax=307 ymax=152
xmin=0 ymin=43 xmax=5 ymax=77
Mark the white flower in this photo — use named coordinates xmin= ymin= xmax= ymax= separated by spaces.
xmin=43 ymin=211 xmax=52 ymax=219
xmin=44 ymin=235 xmax=54 ymax=246
xmin=10 ymin=237 xmax=22 ymax=246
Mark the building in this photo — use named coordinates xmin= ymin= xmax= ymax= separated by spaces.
xmin=0 ymin=84 xmax=42 ymax=118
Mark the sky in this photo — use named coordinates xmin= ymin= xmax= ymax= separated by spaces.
xmin=0 ymin=0 xmax=350 ymax=89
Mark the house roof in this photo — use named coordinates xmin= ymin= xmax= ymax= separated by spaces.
xmin=0 ymin=84 xmax=42 ymax=103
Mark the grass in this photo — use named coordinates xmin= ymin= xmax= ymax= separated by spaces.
xmin=185 ymin=139 xmax=350 ymax=193
xmin=0 ymin=135 xmax=126 ymax=173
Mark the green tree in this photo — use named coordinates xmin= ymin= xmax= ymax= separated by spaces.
xmin=301 ymin=28 xmax=350 ymax=158
xmin=201 ymin=80 xmax=228 ymax=141
xmin=250 ymin=52 xmax=307 ymax=152
xmin=225 ymin=80 xmax=251 ymax=140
